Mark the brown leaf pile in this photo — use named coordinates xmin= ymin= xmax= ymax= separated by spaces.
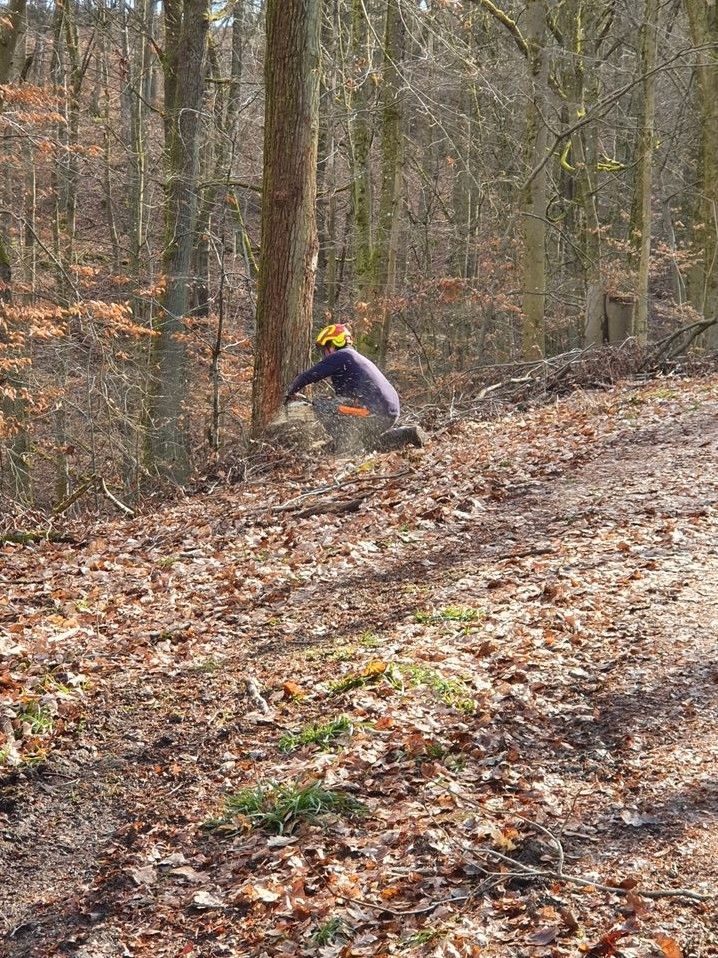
xmin=2 ymin=376 xmax=718 ymax=957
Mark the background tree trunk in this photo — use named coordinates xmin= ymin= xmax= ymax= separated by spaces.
xmin=364 ymin=0 xmax=405 ymax=362
xmin=631 ymin=0 xmax=659 ymax=344
xmin=683 ymin=0 xmax=718 ymax=343
xmin=148 ymin=0 xmax=209 ymax=479
xmin=521 ymin=0 xmax=548 ymax=359
xmin=345 ymin=0 xmax=375 ymax=303
xmin=0 ymin=0 xmax=26 ymax=81
xmin=0 ymin=0 xmax=31 ymax=501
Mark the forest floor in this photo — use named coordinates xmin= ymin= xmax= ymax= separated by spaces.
xmin=2 ymin=374 xmax=718 ymax=958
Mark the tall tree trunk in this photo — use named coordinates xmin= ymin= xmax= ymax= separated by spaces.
xmin=560 ymin=0 xmax=604 ymax=346
xmin=148 ymin=0 xmax=209 ymax=479
xmin=192 ymin=36 xmax=224 ymax=319
xmin=345 ymin=0 xmax=375 ymax=300
xmin=100 ymin=20 xmax=121 ymax=272
xmin=251 ymin=0 xmax=322 ymax=434
xmin=227 ymin=0 xmax=245 ymax=134
xmin=61 ymin=0 xmax=86 ymax=277
xmin=122 ymin=0 xmax=151 ymax=282
xmin=451 ymin=13 xmax=482 ymax=282
xmin=0 ymin=0 xmax=27 ymax=81
xmin=631 ymin=0 xmax=659 ymax=344
xmin=365 ymin=0 xmax=405 ymax=362
xmin=50 ymin=0 xmax=70 ymax=500
xmin=683 ymin=0 xmax=718 ymax=343
xmin=0 ymin=0 xmax=31 ymax=500
xmin=317 ymin=0 xmax=339 ymax=311
xmin=521 ymin=0 xmax=548 ymax=359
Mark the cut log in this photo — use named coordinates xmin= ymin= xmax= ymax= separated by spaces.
xmin=376 ymin=425 xmax=428 ymax=451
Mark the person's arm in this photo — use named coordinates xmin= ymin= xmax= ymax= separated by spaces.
xmin=285 ymin=353 xmax=341 ymax=400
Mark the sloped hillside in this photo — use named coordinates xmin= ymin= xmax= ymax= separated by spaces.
xmin=2 ymin=376 xmax=717 ymax=958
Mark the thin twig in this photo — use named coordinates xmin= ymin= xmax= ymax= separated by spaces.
xmin=335 ymin=892 xmax=471 ymax=917
xmin=516 ymin=815 xmax=565 ymax=876
xmin=472 ymin=845 xmax=710 ymax=902
xmin=272 ymin=470 xmax=410 ymax=513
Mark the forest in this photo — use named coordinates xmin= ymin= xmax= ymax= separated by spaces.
xmin=1 ymin=0 xmax=717 ymax=505
xmin=3 ymin=2 xmax=718 ymax=956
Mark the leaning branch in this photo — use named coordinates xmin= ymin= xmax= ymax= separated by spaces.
xmin=474 ymin=0 xmax=528 ymax=57
xmin=645 ymin=316 xmax=718 ymax=366
xmin=52 ymin=475 xmax=135 ymax=517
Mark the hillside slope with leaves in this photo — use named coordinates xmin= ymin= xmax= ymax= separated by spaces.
xmin=2 ymin=375 xmax=718 ymax=958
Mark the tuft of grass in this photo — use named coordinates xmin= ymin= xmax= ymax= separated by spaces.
xmin=328 ymin=643 xmax=359 ymax=663
xmin=312 ymin=916 xmax=351 ymax=946
xmin=358 ymin=630 xmax=382 ymax=648
xmin=401 ymin=665 xmax=476 ymax=714
xmin=205 ymin=781 xmax=366 ymax=835
xmin=191 ymin=657 xmax=224 ymax=673
xmin=328 ymin=661 xmax=402 ymax=697
xmin=40 ymin=673 xmax=74 ymax=696
xmin=418 ymin=740 xmax=449 ymax=761
xmin=278 ymin=715 xmax=353 ymax=753
xmin=415 ymin=606 xmax=483 ymax=624
xmin=306 ymin=632 xmax=382 ymax=663
xmin=17 ymin=701 xmax=54 ymax=735
xmin=404 ymin=927 xmax=443 ymax=949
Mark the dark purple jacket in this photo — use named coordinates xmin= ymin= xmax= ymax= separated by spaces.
xmin=286 ymin=347 xmax=400 ymax=418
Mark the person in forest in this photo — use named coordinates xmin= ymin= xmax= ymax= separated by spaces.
xmin=284 ymin=323 xmax=424 ymax=452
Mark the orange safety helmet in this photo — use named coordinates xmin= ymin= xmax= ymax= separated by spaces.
xmin=316 ymin=323 xmax=352 ymax=350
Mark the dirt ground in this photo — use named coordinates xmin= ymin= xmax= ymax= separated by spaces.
xmin=1 ymin=376 xmax=717 ymax=957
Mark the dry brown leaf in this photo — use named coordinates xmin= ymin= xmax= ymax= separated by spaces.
xmin=363 ymin=659 xmax=388 ymax=676
xmin=528 ymin=925 xmax=559 ymax=945
xmin=655 ymin=935 xmax=683 ymax=958
xmin=246 ymin=884 xmax=281 ymax=903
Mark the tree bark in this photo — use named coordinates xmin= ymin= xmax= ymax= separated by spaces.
xmin=560 ymin=0 xmax=604 ymax=346
xmin=148 ymin=0 xmax=209 ymax=479
xmin=683 ymin=0 xmax=718 ymax=345
xmin=631 ymin=0 xmax=659 ymax=344
xmin=0 ymin=0 xmax=27 ymax=82
xmin=251 ymin=0 xmax=322 ymax=434
xmin=345 ymin=0 xmax=375 ymax=301
xmin=521 ymin=0 xmax=548 ymax=359
xmin=0 ymin=0 xmax=31 ymax=500
xmin=365 ymin=0 xmax=405 ymax=363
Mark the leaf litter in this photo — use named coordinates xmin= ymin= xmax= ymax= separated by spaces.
xmin=1 ymin=376 xmax=718 ymax=956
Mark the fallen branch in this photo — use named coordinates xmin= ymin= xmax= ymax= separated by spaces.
xmin=272 ymin=470 xmax=410 ymax=514
xmin=645 ymin=316 xmax=717 ymax=367
xmin=52 ymin=475 xmax=135 ymax=517
xmin=467 ymin=839 xmax=711 ymax=903
xmin=0 ymin=530 xmax=73 ymax=545
xmin=293 ymin=496 xmax=367 ymax=519
xmin=98 ymin=477 xmax=135 ymax=517
xmin=335 ymin=891 xmax=471 ymax=917
xmin=543 ymin=344 xmax=597 ymax=392
xmin=52 ymin=476 xmax=96 ymax=515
